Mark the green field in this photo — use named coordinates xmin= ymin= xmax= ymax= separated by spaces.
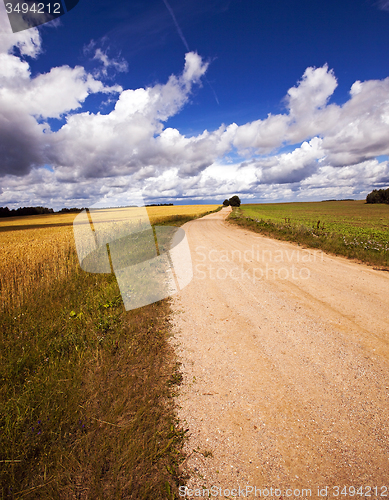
xmin=229 ymin=200 xmax=389 ymax=267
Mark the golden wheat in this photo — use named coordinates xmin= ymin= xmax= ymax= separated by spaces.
xmin=147 ymin=204 xmax=218 ymax=224
xmin=0 ymin=205 xmax=219 ymax=312
xmin=0 ymin=212 xmax=76 ymax=228
xmin=0 ymin=226 xmax=78 ymax=312
xmin=85 ymin=204 xmax=218 ymax=225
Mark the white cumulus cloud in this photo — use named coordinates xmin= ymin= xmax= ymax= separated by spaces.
xmin=1 ymin=5 xmax=389 ymax=208
xmin=45 ymin=52 xmax=214 ymax=179
xmin=0 ymin=12 xmax=122 ymax=176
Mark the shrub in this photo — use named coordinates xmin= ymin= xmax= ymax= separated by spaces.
xmin=229 ymin=195 xmax=241 ymax=207
xmin=223 ymin=199 xmax=230 ymax=206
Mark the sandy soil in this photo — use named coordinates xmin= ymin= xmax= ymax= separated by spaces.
xmin=170 ymin=206 xmax=389 ymax=498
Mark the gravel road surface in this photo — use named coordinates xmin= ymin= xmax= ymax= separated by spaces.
xmin=171 ymin=207 xmax=389 ymax=498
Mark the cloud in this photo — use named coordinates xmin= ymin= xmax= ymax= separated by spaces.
xmin=230 ymin=64 xmax=389 ymax=175
xmin=45 ymin=52 xmax=212 ymax=179
xmin=286 ymin=64 xmax=337 ymax=118
xmin=0 ymin=1 xmax=41 ymax=57
xmin=1 ymin=8 xmax=389 ymax=208
xmin=231 ymin=65 xmax=340 ymax=153
xmin=2 ymin=63 xmax=121 ymax=120
xmin=231 ymin=114 xmax=290 ymax=153
xmin=0 ymin=18 xmax=122 ymax=176
xmin=93 ymin=48 xmax=129 ymax=75
xmin=250 ymin=137 xmax=325 ymax=185
xmin=84 ymin=41 xmax=129 ymax=78
xmin=321 ymin=77 xmax=389 ymax=166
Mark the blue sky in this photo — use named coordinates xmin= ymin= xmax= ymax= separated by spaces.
xmin=1 ymin=0 xmax=389 ymax=209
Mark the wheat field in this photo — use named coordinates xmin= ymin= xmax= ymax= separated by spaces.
xmin=0 ymin=226 xmax=77 ymax=312
xmin=0 ymin=204 xmax=220 ymax=497
xmin=0 ymin=205 xmax=219 ymax=313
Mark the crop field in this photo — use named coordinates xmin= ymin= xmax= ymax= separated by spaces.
xmin=0 ymin=205 xmax=219 ymax=313
xmin=0 ymin=204 xmax=219 ymax=231
xmin=147 ymin=204 xmax=219 ymax=222
xmin=0 ymin=205 xmax=219 ymax=498
xmin=242 ymin=200 xmax=389 ymax=246
xmin=229 ymin=200 xmax=389 ymax=267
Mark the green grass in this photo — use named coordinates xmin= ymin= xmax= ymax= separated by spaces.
xmin=0 ymin=207 xmax=222 ymax=499
xmin=228 ymin=200 xmax=389 ymax=268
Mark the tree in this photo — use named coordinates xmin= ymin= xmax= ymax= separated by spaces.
xmin=228 ymin=195 xmax=241 ymax=207
xmin=0 ymin=206 xmax=54 ymax=217
xmin=366 ymin=188 xmax=389 ymax=204
xmin=222 ymin=199 xmax=230 ymax=206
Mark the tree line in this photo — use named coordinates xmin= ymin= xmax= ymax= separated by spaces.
xmin=366 ymin=188 xmax=389 ymax=204
xmin=0 ymin=206 xmax=54 ymax=217
xmin=145 ymin=203 xmax=174 ymax=207
xmin=0 ymin=206 xmax=87 ymax=218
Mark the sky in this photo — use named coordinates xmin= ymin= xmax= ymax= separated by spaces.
xmin=1 ymin=0 xmax=389 ymax=209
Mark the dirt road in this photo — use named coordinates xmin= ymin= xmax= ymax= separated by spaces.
xmin=171 ymin=206 xmax=389 ymax=497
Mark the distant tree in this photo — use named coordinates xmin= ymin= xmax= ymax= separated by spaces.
xmin=228 ymin=195 xmax=241 ymax=207
xmin=366 ymin=188 xmax=389 ymax=204
xmin=0 ymin=206 xmax=54 ymax=217
xmin=222 ymin=199 xmax=230 ymax=206
xmin=0 ymin=207 xmax=11 ymax=217
xmin=145 ymin=203 xmax=174 ymax=207
xmin=58 ymin=207 xmax=84 ymax=213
